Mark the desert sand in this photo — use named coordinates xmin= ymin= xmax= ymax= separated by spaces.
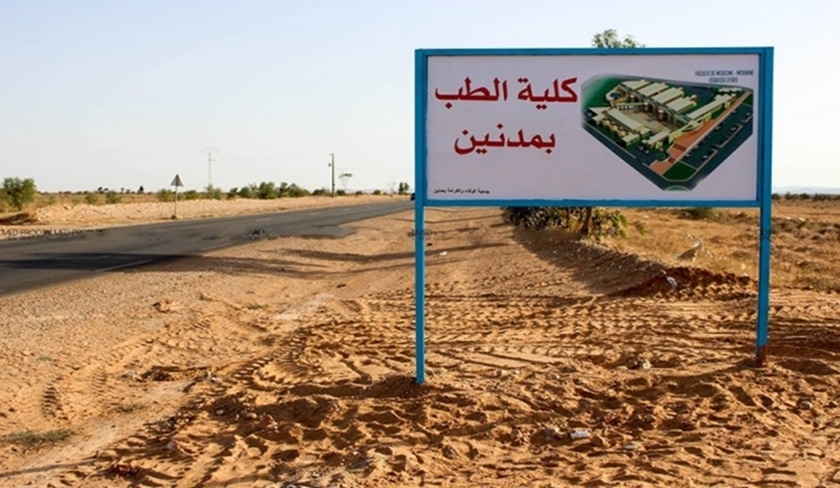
xmin=1 ymin=199 xmax=839 ymax=487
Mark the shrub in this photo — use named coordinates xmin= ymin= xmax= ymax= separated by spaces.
xmin=238 ymin=185 xmax=256 ymax=199
xmin=205 ymin=186 xmax=223 ymax=200
xmin=183 ymin=189 xmax=200 ymax=200
xmin=156 ymin=189 xmax=174 ymax=202
xmin=312 ymin=188 xmax=328 ymax=196
xmin=283 ymin=183 xmax=309 ymax=198
xmin=84 ymin=192 xmax=100 ymax=205
xmin=256 ymin=182 xmax=277 ymax=199
xmin=104 ymin=190 xmax=122 ymax=204
xmin=336 ymin=189 xmax=347 ymax=196
xmin=680 ymin=207 xmax=717 ymax=220
xmin=40 ymin=193 xmax=57 ymax=206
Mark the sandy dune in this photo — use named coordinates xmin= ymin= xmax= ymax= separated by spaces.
xmin=1 ymin=205 xmax=839 ymax=487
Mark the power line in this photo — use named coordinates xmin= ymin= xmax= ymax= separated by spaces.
xmin=202 ymin=147 xmax=218 ymax=189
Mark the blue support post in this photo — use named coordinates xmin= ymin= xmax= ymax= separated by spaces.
xmin=755 ymin=47 xmax=774 ymax=365
xmin=414 ymin=50 xmax=428 ymax=384
xmin=414 ymin=201 xmax=426 ymax=383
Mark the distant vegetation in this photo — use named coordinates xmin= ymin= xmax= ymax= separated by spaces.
xmin=774 ymin=192 xmax=840 ymax=201
xmin=0 ymin=175 xmax=406 ymax=214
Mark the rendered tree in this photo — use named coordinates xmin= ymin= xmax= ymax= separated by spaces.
xmin=2 ymin=177 xmax=37 ymax=211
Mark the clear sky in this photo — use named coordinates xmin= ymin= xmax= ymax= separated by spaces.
xmin=1 ymin=0 xmax=837 ymax=193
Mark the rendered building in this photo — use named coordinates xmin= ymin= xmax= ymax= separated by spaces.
xmin=590 ymin=79 xmax=741 ymax=150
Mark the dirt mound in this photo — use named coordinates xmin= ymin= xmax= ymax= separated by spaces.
xmin=612 ymin=266 xmax=756 ymax=297
xmin=513 ymin=227 xmax=665 ymax=295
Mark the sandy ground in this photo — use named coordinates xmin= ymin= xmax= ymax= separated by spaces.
xmin=1 ymin=202 xmax=840 ymax=487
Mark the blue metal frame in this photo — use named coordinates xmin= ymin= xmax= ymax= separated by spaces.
xmin=414 ymin=47 xmax=774 ymax=383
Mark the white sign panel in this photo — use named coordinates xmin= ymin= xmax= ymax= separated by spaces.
xmin=424 ymin=53 xmax=762 ymax=202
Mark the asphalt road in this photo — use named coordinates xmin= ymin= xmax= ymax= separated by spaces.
xmin=0 ymin=200 xmax=412 ymax=297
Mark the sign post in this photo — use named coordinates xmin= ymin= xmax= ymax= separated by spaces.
xmin=171 ymin=174 xmax=183 ymax=219
xmin=414 ymin=47 xmax=774 ymax=383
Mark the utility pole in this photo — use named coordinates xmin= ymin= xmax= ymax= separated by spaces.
xmin=202 ymin=147 xmax=218 ymax=190
xmin=329 ymin=153 xmax=336 ymax=197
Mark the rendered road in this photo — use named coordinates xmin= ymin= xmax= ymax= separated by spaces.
xmin=0 ymin=201 xmax=412 ymax=297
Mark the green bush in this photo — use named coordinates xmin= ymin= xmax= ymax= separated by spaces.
xmin=84 ymin=192 xmax=100 ymax=205
xmin=104 ymin=190 xmax=122 ymax=204
xmin=156 ymin=189 xmax=175 ymax=202
xmin=205 ymin=186 xmax=223 ymax=200
xmin=257 ymin=181 xmax=277 ymax=199
xmin=680 ymin=207 xmax=716 ymax=220
xmin=238 ymin=185 xmax=256 ymax=199
xmin=282 ymin=183 xmax=309 ymax=198
xmin=183 ymin=189 xmax=200 ymax=200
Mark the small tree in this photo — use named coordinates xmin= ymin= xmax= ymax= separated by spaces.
xmin=256 ymin=181 xmax=277 ymax=199
xmin=398 ymin=182 xmax=410 ymax=195
xmin=2 ymin=177 xmax=37 ymax=211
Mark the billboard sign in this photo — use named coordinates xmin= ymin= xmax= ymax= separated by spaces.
xmin=418 ymin=48 xmax=771 ymax=205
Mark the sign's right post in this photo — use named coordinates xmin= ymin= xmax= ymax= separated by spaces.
xmin=755 ymin=47 xmax=774 ymax=365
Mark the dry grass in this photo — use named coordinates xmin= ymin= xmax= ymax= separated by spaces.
xmin=114 ymin=402 xmax=147 ymax=414
xmin=0 ymin=429 xmax=74 ymax=451
xmin=598 ymin=200 xmax=840 ymax=292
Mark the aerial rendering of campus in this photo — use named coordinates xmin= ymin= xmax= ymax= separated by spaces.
xmin=582 ymin=76 xmax=753 ymax=191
